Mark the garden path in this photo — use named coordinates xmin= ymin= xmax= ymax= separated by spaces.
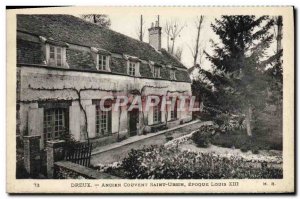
xmin=91 ymin=120 xmax=212 ymax=165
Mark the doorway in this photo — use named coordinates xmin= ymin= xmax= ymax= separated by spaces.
xmin=129 ymin=108 xmax=139 ymax=136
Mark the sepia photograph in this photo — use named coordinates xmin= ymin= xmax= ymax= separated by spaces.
xmin=6 ymin=6 xmax=294 ymax=194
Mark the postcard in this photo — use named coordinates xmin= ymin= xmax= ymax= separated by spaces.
xmin=6 ymin=6 xmax=294 ymax=194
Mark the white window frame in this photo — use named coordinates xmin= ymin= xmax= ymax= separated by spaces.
xmin=153 ymin=66 xmax=161 ymax=78
xmin=170 ymin=99 xmax=177 ymax=120
xmin=47 ymin=44 xmax=66 ymax=67
xmin=97 ymin=55 xmax=110 ymax=71
xmin=95 ymin=103 xmax=112 ymax=137
xmin=43 ymin=108 xmax=66 ymax=143
xmin=153 ymin=103 xmax=161 ymax=124
xmin=128 ymin=61 xmax=138 ymax=76
xmin=170 ymin=70 xmax=176 ymax=80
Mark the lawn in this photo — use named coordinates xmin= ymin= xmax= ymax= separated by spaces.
xmin=211 ymin=130 xmax=282 ymax=151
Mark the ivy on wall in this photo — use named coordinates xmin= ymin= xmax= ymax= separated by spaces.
xmin=27 ymin=84 xmax=188 ymax=142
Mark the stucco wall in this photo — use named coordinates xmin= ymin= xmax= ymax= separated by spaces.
xmin=17 ymin=66 xmax=192 ymax=146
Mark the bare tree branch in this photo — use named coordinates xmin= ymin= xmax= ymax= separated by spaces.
xmin=164 ymin=20 xmax=185 ymax=54
xmin=81 ymin=14 xmax=111 ymax=28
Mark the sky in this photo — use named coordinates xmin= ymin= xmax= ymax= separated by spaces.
xmin=97 ymin=14 xmax=277 ymax=71
xmin=109 ymin=14 xmax=218 ymax=70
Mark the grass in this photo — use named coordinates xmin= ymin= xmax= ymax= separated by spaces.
xmin=211 ymin=130 xmax=282 ymax=151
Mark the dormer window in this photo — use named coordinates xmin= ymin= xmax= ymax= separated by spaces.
xmin=39 ymin=37 xmax=67 ymax=68
xmin=49 ymin=45 xmax=65 ymax=67
xmin=127 ymin=61 xmax=140 ymax=76
xmin=170 ymin=69 xmax=176 ymax=80
xmin=97 ymin=55 xmax=110 ymax=71
xmin=153 ymin=66 xmax=161 ymax=78
xmin=128 ymin=62 xmax=136 ymax=76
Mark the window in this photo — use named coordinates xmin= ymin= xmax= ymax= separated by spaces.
xmin=153 ymin=103 xmax=161 ymax=124
xmin=43 ymin=108 xmax=66 ymax=143
xmin=170 ymin=99 xmax=177 ymax=120
xmin=170 ymin=70 xmax=176 ymax=80
xmin=128 ymin=62 xmax=136 ymax=76
xmin=153 ymin=66 xmax=160 ymax=78
xmin=95 ymin=102 xmax=112 ymax=137
xmin=49 ymin=45 xmax=63 ymax=67
xmin=97 ymin=55 xmax=108 ymax=71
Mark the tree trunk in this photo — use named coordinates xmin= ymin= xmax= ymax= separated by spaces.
xmin=167 ymin=35 xmax=170 ymax=52
xmin=140 ymin=15 xmax=143 ymax=41
xmin=93 ymin=15 xmax=97 ymax=24
xmin=171 ymin=38 xmax=175 ymax=54
xmin=193 ymin=16 xmax=203 ymax=66
xmin=276 ymin=16 xmax=283 ymax=53
xmin=245 ymin=105 xmax=252 ymax=136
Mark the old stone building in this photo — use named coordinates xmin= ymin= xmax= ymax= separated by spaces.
xmin=16 ymin=15 xmax=192 ymax=148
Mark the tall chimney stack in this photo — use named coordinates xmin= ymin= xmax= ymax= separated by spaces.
xmin=148 ymin=16 xmax=162 ymax=51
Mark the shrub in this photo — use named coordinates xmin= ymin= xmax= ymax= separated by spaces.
xmin=117 ymin=135 xmax=127 ymax=142
xmin=143 ymin=126 xmax=151 ymax=135
xmin=240 ymin=145 xmax=249 ymax=152
xmin=191 ymin=125 xmax=215 ymax=148
xmin=252 ymin=146 xmax=260 ymax=154
xmin=192 ymin=131 xmax=211 ymax=147
xmin=120 ymin=145 xmax=282 ymax=179
xmin=165 ymin=136 xmax=173 ymax=141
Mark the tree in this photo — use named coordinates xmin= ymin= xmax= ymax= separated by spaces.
xmin=206 ymin=16 xmax=280 ymax=136
xmin=191 ymin=68 xmax=215 ymax=119
xmin=81 ymin=14 xmax=111 ymax=28
xmin=191 ymin=16 xmax=205 ymax=66
xmin=174 ymin=46 xmax=183 ymax=61
xmin=135 ymin=15 xmax=146 ymax=41
xmin=164 ymin=20 xmax=185 ymax=54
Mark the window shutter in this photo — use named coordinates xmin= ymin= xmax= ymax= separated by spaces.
xmin=176 ymin=99 xmax=181 ymax=119
xmin=108 ymin=110 xmax=112 ymax=133
xmin=158 ymin=68 xmax=161 ymax=78
xmin=69 ymin=104 xmax=81 ymax=141
xmin=28 ymin=108 xmax=44 ymax=148
xmin=106 ymin=56 xmax=111 ymax=72
xmin=136 ymin=62 xmax=141 ymax=76
xmin=174 ymin=99 xmax=178 ymax=119
xmin=86 ymin=105 xmax=96 ymax=138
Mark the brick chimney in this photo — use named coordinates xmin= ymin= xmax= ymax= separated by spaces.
xmin=148 ymin=21 xmax=162 ymax=51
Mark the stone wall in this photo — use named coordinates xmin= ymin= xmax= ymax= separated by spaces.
xmin=54 ymin=161 xmax=119 ymax=179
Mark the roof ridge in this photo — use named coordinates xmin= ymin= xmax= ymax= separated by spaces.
xmin=68 ymin=15 xmax=155 ymax=50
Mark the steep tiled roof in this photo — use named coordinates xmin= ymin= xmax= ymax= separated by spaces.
xmin=17 ymin=39 xmax=44 ymax=64
xmin=66 ymin=49 xmax=96 ymax=71
xmin=16 ymin=14 xmax=191 ymax=83
xmin=17 ymin=15 xmax=186 ymax=69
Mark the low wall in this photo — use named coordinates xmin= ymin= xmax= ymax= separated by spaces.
xmin=54 ymin=161 xmax=119 ymax=179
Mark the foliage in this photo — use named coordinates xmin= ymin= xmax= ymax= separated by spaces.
xmin=16 ymin=147 xmax=30 ymax=179
xmin=215 ymin=113 xmax=245 ymax=133
xmin=60 ymin=132 xmax=79 ymax=152
xmin=204 ymin=15 xmax=282 ymax=137
xmin=164 ymin=130 xmax=194 ymax=148
xmin=55 ymin=166 xmax=86 ymax=179
xmin=211 ymin=130 xmax=282 ymax=151
xmin=121 ymin=145 xmax=282 ymax=179
xmin=81 ymin=14 xmax=111 ymax=28
xmin=191 ymin=125 xmax=215 ymax=147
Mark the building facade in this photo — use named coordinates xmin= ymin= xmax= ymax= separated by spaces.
xmin=16 ymin=15 xmax=192 ymax=148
